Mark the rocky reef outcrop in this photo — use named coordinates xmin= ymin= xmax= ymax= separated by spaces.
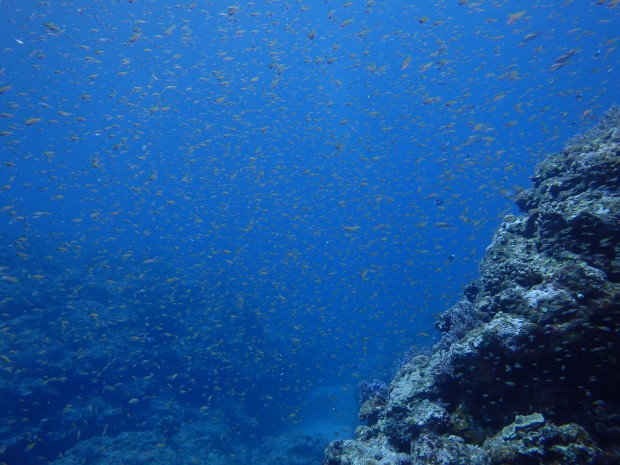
xmin=323 ymin=106 xmax=620 ymax=465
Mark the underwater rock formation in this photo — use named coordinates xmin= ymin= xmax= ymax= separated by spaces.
xmin=323 ymin=107 xmax=620 ymax=465
xmin=49 ymin=424 xmax=327 ymax=465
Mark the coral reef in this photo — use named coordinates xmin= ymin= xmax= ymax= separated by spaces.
xmin=323 ymin=107 xmax=620 ymax=465
xmin=48 ymin=418 xmax=327 ymax=465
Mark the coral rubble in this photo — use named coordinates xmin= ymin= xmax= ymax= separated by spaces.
xmin=323 ymin=107 xmax=620 ymax=465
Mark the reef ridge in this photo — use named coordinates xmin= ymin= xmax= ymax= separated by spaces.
xmin=323 ymin=106 xmax=620 ymax=465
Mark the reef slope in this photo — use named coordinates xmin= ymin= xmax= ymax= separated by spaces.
xmin=324 ymin=107 xmax=620 ymax=465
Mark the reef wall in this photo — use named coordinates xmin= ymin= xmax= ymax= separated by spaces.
xmin=323 ymin=106 xmax=620 ymax=465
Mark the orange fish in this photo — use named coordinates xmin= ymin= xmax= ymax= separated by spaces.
xmin=506 ymin=10 xmax=526 ymax=25
xmin=127 ymin=31 xmax=141 ymax=44
xmin=400 ymin=56 xmax=411 ymax=70
xmin=419 ymin=61 xmax=432 ymax=72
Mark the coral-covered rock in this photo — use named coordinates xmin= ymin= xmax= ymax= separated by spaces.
xmin=359 ymin=396 xmax=386 ymax=426
xmin=410 ymin=433 xmax=487 ymax=465
xmin=323 ymin=107 xmax=620 ymax=465
xmin=323 ymin=437 xmax=411 ymax=465
xmin=484 ymin=414 xmax=601 ymax=465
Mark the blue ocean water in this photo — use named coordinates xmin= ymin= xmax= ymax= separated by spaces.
xmin=0 ymin=1 xmax=618 ymax=464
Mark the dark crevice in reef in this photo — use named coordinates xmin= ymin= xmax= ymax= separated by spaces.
xmin=323 ymin=105 xmax=620 ymax=465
